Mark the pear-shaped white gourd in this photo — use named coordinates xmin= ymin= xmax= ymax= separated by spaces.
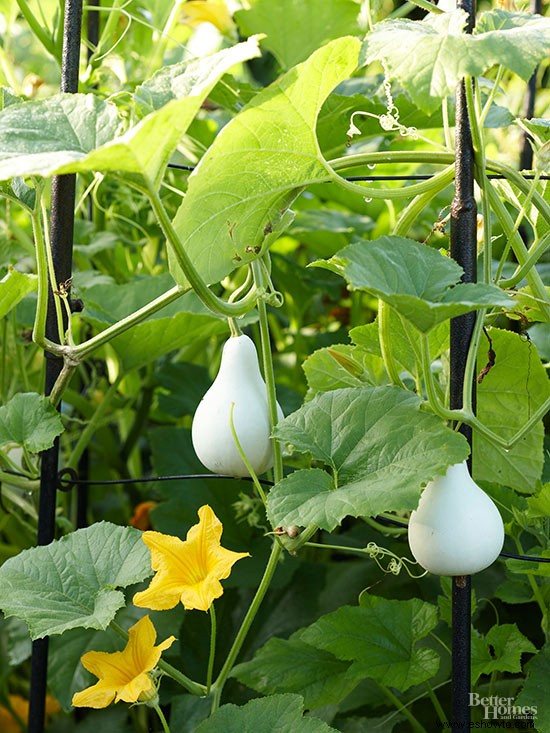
xmin=192 ymin=334 xmax=283 ymax=477
xmin=408 ymin=461 xmax=504 ymax=576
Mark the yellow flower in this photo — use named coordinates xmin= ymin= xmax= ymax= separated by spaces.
xmin=0 ymin=694 xmax=60 ymax=732
xmin=72 ymin=615 xmax=175 ymax=709
xmin=133 ymin=504 xmax=249 ymax=612
xmin=182 ymin=0 xmax=234 ymax=34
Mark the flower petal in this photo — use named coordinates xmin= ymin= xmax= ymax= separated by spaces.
xmin=72 ymin=681 xmax=117 ymax=709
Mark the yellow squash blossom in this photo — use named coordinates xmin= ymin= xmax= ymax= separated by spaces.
xmin=0 ymin=693 xmax=60 ymax=732
xmin=182 ymin=0 xmax=234 ymax=34
xmin=72 ymin=615 xmax=175 ymax=709
xmin=133 ymin=504 xmax=249 ymax=612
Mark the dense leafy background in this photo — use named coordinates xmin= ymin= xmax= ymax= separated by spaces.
xmin=0 ymin=0 xmax=548 ymax=732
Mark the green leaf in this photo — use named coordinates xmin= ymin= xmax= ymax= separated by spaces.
xmin=471 ymin=625 xmax=537 ymax=683
xmin=0 ymin=94 xmax=122 ymax=180
xmin=170 ymin=37 xmax=361 ymax=287
xmin=134 ymin=36 xmax=261 ymax=115
xmin=0 ymin=392 xmax=63 ymax=453
xmin=350 ymin=314 xmax=449 ymax=381
xmin=0 ymin=268 xmax=37 ymax=319
xmin=303 ymin=345 xmax=368 ymax=393
xmin=365 ymin=10 xmax=550 ymax=113
xmin=0 ymin=522 xmax=152 ymax=639
xmin=314 ymin=236 xmax=511 ymax=333
xmin=195 ymin=694 xmax=339 ymax=733
xmin=235 ymin=0 xmax=360 ymax=70
xmin=232 ymin=633 xmax=358 ymax=708
xmin=0 ymin=39 xmax=261 ymax=186
xmin=301 ymin=596 xmax=440 ymax=692
xmin=474 ymin=328 xmax=550 ymax=492
xmin=515 ymin=646 xmax=550 ymax=731
xmin=268 ymin=387 xmax=469 ymax=530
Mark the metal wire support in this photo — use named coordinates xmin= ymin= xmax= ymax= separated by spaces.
xmin=28 ymin=2 xmax=83 ymax=731
xmin=449 ymin=0 xmax=476 ymax=729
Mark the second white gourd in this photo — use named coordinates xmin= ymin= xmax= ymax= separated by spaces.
xmin=192 ymin=334 xmax=283 ymax=477
xmin=408 ymin=461 xmax=504 ymax=576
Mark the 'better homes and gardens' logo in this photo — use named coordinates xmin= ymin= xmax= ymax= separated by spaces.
xmin=469 ymin=694 xmax=537 ymax=723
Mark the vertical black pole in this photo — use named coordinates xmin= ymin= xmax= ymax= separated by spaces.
xmin=519 ymin=0 xmax=542 ymax=171
xmin=449 ymin=0 xmax=476 ymax=730
xmin=28 ymin=2 xmax=83 ymax=732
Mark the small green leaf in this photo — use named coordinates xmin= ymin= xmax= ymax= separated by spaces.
xmin=301 ymin=596 xmax=440 ymax=692
xmin=471 ymin=624 xmax=537 ymax=683
xmin=474 ymin=328 xmax=549 ymax=492
xmin=268 ymin=387 xmax=469 ymax=530
xmin=0 ymin=392 xmax=63 ymax=453
xmin=235 ymin=0 xmax=360 ymax=70
xmin=365 ymin=10 xmax=550 ymax=113
xmin=134 ymin=36 xmax=261 ymax=115
xmin=303 ymin=345 xmax=367 ymax=393
xmin=232 ymin=633 xmax=358 ymax=708
xmin=0 ymin=268 xmax=37 ymax=319
xmin=195 ymin=694 xmax=339 ymax=733
xmin=315 ymin=236 xmax=511 ymax=333
xmin=0 ymin=523 xmax=152 ymax=639
xmin=170 ymin=37 xmax=361 ymax=287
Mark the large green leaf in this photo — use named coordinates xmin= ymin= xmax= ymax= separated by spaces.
xmin=195 ymin=694 xmax=339 ymax=733
xmin=515 ymin=646 xmax=549 ymax=732
xmin=301 ymin=596 xmax=440 ymax=692
xmin=268 ymin=386 xmax=469 ymax=530
xmin=0 ymin=94 xmax=122 ymax=180
xmin=0 ymin=268 xmax=37 ymax=319
xmin=474 ymin=328 xmax=549 ymax=493
xmin=235 ymin=0 xmax=360 ymax=70
xmin=0 ymin=523 xmax=151 ymax=639
xmin=315 ymin=236 xmax=511 ymax=333
xmin=0 ymin=392 xmax=63 ymax=453
xmin=232 ymin=633 xmax=358 ymax=708
xmin=170 ymin=37 xmax=361 ymax=287
xmin=365 ymin=9 xmax=550 ymax=113
xmin=0 ymin=39 xmax=261 ymax=186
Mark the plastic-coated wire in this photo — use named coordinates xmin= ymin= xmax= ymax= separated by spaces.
xmin=166 ymin=162 xmax=550 ymax=181
xmin=0 ymin=468 xmax=538 ymax=564
xmin=4 ymin=468 xmax=547 ymax=562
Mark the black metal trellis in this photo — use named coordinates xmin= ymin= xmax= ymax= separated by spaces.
xmin=28 ymin=1 xmax=83 ymax=731
xmin=449 ymin=0 xmax=476 ymax=730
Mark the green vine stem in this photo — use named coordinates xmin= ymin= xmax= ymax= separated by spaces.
xmin=144 ymin=183 xmax=263 ymax=318
xmin=500 ymin=230 xmax=550 ymax=289
xmin=72 ymin=285 xmax=185 ymax=360
xmin=425 ymin=681 xmax=447 ymax=725
xmin=66 ymin=377 xmax=122 ymax=468
xmin=378 ymin=301 xmax=405 ymax=387
xmin=210 ymin=540 xmax=282 ymax=711
xmin=379 ymin=684 xmax=428 ymax=733
xmin=206 ymin=605 xmax=217 ymax=695
xmin=0 ymin=470 xmax=40 ymax=492
xmin=153 ymin=703 xmax=171 ymax=733
xmin=110 ymin=621 xmax=207 ymax=696
xmin=252 ymin=259 xmax=284 ymax=485
xmin=229 ymin=403 xmax=269 ymax=508
xmin=484 ymin=182 xmax=550 ymax=321
xmin=14 ymin=0 xmax=56 ymax=57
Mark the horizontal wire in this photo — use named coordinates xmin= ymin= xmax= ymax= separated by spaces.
xmin=166 ymin=162 xmax=550 ymax=181
xmin=4 ymin=465 xmax=549 ymax=564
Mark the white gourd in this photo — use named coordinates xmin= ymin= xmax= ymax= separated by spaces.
xmin=192 ymin=334 xmax=283 ymax=477
xmin=408 ymin=461 xmax=504 ymax=576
